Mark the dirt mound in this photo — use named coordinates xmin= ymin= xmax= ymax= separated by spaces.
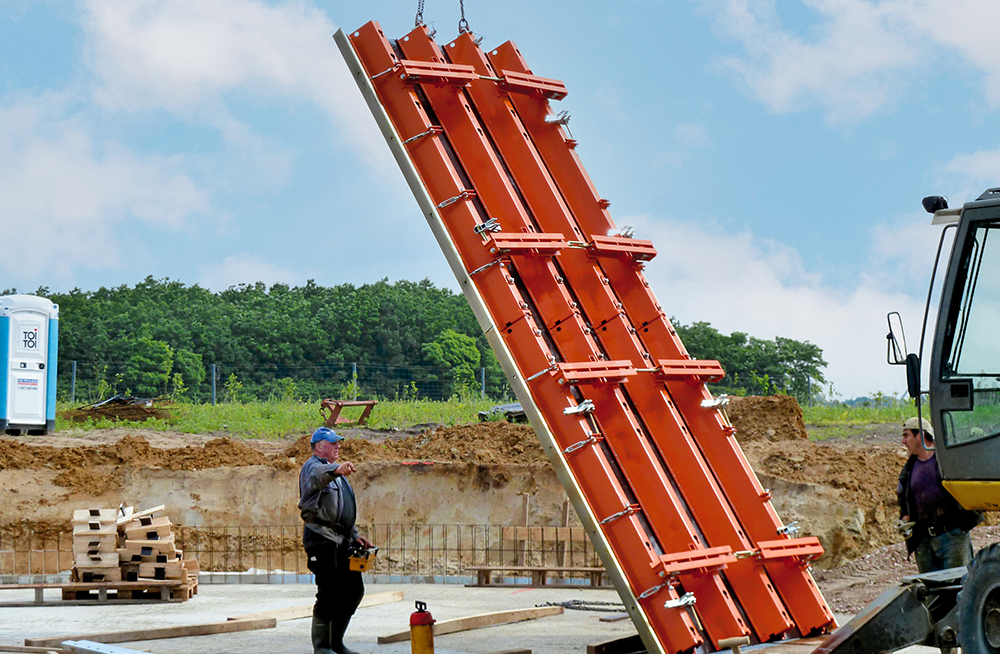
xmin=283 ymin=422 xmax=546 ymax=466
xmin=728 ymin=395 xmax=808 ymax=442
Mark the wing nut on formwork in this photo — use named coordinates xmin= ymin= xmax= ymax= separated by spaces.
xmin=663 ymin=592 xmax=696 ymax=610
xmin=473 ymin=217 xmax=501 ymax=235
xmin=701 ymin=395 xmax=730 ymax=409
xmin=563 ymin=399 xmax=595 ymax=415
xmin=600 ymin=503 xmax=641 ymax=525
xmin=545 ymin=110 xmax=571 ymax=126
xmin=563 ymin=433 xmax=603 ymax=454
xmin=777 ymin=521 xmax=800 ymax=537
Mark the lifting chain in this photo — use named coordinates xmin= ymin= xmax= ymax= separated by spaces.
xmin=458 ymin=0 xmax=470 ymax=33
xmin=415 ymin=0 xmax=425 ymax=26
xmin=537 ymin=600 xmax=625 ymax=613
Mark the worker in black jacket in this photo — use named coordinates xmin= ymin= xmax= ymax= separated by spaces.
xmin=897 ymin=417 xmax=980 ymax=573
xmin=299 ymin=427 xmax=373 ymax=654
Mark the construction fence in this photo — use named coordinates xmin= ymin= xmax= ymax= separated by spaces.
xmin=0 ymin=523 xmax=605 ymax=587
xmin=60 ymin=360 xmax=510 ymax=405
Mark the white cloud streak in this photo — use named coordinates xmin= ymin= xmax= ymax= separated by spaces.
xmin=0 ymin=94 xmax=211 ymax=285
xmin=83 ymin=0 xmax=384 ymax=161
xmin=630 ymin=211 xmax=927 ymax=396
xmin=701 ymin=0 xmax=1000 ymax=123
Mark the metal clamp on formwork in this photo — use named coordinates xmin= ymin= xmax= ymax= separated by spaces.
xmin=563 ymin=432 xmax=604 ymax=454
xmin=701 ymin=394 xmax=730 ymax=409
xmin=754 ymin=538 xmax=824 ymax=566
xmin=587 ymin=235 xmax=657 ymax=262
xmin=600 ymin=503 xmax=641 ymax=525
xmin=402 ymin=125 xmax=443 ymax=144
xmin=474 ymin=217 xmax=501 ymax=235
xmin=545 ymin=110 xmax=571 ymax=126
xmin=398 ymin=59 xmax=477 ymax=85
xmin=563 ymin=399 xmax=595 ymax=415
xmin=436 ymin=189 xmax=476 ymax=209
xmin=663 ymin=592 xmax=696 ymax=610
xmin=777 ymin=521 xmax=801 ymax=537
xmin=656 ymin=546 xmax=737 ymax=578
xmin=483 ymin=232 xmax=568 ymax=257
xmin=653 ymin=359 xmax=726 ymax=384
xmin=552 ymin=361 xmax=636 ymax=386
xmin=496 ymin=70 xmax=568 ymax=100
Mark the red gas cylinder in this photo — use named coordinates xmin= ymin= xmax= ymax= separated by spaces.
xmin=410 ymin=600 xmax=435 ymax=654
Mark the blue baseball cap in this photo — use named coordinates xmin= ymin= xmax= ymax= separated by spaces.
xmin=311 ymin=427 xmax=343 ymax=445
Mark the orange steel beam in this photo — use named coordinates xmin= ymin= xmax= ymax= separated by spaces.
xmin=338 ymin=20 xmax=836 ymax=653
xmin=485 ymin=39 xmax=835 ymax=637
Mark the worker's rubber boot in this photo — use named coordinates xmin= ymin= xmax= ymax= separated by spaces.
xmin=311 ymin=615 xmax=336 ymax=654
xmin=330 ymin=615 xmax=361 ymax=654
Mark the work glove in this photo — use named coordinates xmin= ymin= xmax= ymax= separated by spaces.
xmin=897 ymin=520 xmax=915 ymax=539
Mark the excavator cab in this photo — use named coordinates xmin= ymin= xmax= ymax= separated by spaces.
xmin=823 ymin=188 xmax=1000 ymax=654
xmin=890 ymin=187 xmax=1000 ymax=510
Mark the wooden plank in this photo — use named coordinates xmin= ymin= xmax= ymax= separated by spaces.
xmin=25 ymin=618 xmax=276 ymax=648
xmin=227 ymin=590 xmax=404 ymax=622
xmin=377 ymin=606 xmax=564 ymax=644
xmin=0 ymin=646 xmax=69 ymax=654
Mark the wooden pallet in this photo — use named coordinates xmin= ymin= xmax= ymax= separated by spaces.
xmin=0 ymin=580 xmax=187 ymax=605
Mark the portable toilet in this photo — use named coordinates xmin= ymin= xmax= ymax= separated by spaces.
xmin=0 ymin=295 xmax=58 ymax=435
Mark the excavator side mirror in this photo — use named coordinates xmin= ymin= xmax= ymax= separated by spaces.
xmin=886 ymin=312 xmax=908 ymax=365
xmin=905 ymin=353 xmax=921 ymax=399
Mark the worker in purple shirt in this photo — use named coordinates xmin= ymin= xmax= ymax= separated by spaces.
xmin=299 ymin=427 xmax=373 ymax=654
xmin=897 ymin=417 xmax=980 ymax=573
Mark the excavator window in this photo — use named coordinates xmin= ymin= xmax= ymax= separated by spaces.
xmin=939 ymin=219 xmax=1000 ymax=446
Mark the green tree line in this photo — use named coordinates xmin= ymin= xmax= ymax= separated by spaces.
xmin=4 ymin=278 xmax=825 ymax=404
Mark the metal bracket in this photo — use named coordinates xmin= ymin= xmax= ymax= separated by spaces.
xmin=663 ymin=592 xmax=696 ymax=610
xmin=610 ymin=225 xmax=635 ymax=239
xmin=701 ymin=394 xmax=730 ymax=409
xmin=545 ymin=110 xmax=571 ymax=125
xmin=563 ymin=399 xmax=595 ymax=415
xmin=474 ymin=217 xmax=501 ymax=235
xmin=777 ymin=521 xmax=800 ymax=537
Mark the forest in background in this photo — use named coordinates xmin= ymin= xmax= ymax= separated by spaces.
xmin=5 ymin=277 xmax=826 ymax=403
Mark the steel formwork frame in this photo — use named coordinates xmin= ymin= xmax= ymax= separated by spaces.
xmin=336 ymin=22 xmax=835 ymax=654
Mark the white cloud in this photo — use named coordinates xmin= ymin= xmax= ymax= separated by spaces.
xmin=82 ymin=0 xmax=383 ymax=161
xmin=197 ymin=254 xmax=300 ymax=291
xmin=701 ymin=0 xmax=1000 ymax=123
xmin=628 ymin=212 xmax=927 ymax=397
xmin=0 ymin=94 xmax=211 ymax=285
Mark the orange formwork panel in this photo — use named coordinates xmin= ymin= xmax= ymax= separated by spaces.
xmin=337 ymin=20 xmax=835 ymax=653
xmin=392 ymin=25 xmax=750 ymax=646
xmin=485 ymin=39 xmax=835 ymax=637
xmin=437 ymin=31 xmax=798 ymax=643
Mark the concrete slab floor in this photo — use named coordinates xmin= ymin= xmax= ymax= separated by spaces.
xmin=0 ymin=584 xmax=943 ymax=654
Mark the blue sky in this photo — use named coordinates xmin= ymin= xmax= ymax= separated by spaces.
xmin=3 ymin=0 xmax=999 ymax=399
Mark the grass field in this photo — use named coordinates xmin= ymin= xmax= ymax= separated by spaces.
xmin=55 ymin=395 xmax=916 ymax=440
